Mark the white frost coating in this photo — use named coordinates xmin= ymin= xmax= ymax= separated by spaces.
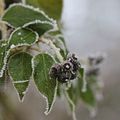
xmin=45 ymin=22 xmax=58 ymax=34
xmin=23 ymin=19 xmax=55 ymax=28
xmin=22 ymin=0 xmax=26 ymax=4
xmin=41 ymin=37 xmax=64 ymax=62
xmin=13 ymin=80 xmax=29 ymax=84
xmin=0 ymin=50 xmax=10 ymax=78
xmin=1 ymin=43 xmax=7 ymax=47
xmin=18 ymin=32 xmax=22 ymax=36
xmin=8 ymin=52 xmax=31 ymax=102
xmin=2 ymin=3 xmax=56 ymax=25
xmin=55 ymin=34 xmax=64 ymax=38
xmin=44 ymin=81 xmax=58 ymax=115
xmin=82 ymin=70 xmax=87 ymax=93
xmin=8 ymin=27 xmax=39 ymax=47
xmin=0 ymin=28 xmax=39 ymax=77
xmin=10 ymin=44 xmax=15 ymax=49
xmin=14 ymin=79 xmax=30 ymax=102
xmin=23 ymin=19 xmax=58 ymax=34
xmin=31 ymin=55 xmax=58 ymax=115
xmin=65 ymin=91 xmax=77 ymax=120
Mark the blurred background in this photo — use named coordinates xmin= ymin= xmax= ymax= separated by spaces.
xmin=1 ymin=0 xmax=120 ymax=120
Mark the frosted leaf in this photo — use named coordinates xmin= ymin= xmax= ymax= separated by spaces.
xmin=8 ymin=28 xmax=39 ymax=49
xmin=32 ymin=53 xmax=57 ymax=114
xmin=8 ymin=52 xmax=32 ymax=101
xmin=2 ymin=3 xmax=56 ymax=28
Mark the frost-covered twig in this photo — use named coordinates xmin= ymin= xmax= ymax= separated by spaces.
xmin=39 ymin=37 xmax=64 ymax=62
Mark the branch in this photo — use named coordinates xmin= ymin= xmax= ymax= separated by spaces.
xmin=39 ymin=37 xmax=64 ymax=62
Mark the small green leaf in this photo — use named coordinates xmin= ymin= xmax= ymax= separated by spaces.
xmin=66 ymin=68 xmax=96 ymax=114
xmin=32 ymin=53 xmax=57 ymax=115
xmin=53 ymin=37 xmax=67 ymax=59
xmin=26 ymin=0 xmax=63 ymax=20
xmin=2 ymin=4 xmax=56 ymax=28
xmin=25 ymin=21 xmax=54 ymax=36
xmin=0 ymin=40 xmax=9 ymax=77
xmin=65 ymin=90 xmax=76 ymax=120
xmin=78 ymin=68 xmax=96 ymax=107
xmin=46 ymin=31 xmax=68 ymax=59
xmin=48 ymin=31 xmax=68 ymax=51
xmin=8 ymin=52 xmax=32 ymax=100
xmin=87 ymin=75 xmax=97 ymax=85
xmin=67 ymin=85 xmax=78 ymax=106
xmin=8 ymin=28 xmax=38 ymax=48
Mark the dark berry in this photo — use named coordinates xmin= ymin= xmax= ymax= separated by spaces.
xmin=70 ymin=72 xmax=77 ymax=80
xmin=49 ymin=64 xmax=62 ymax=79
xmin=63 ymin=61 xmax=72 ymax=71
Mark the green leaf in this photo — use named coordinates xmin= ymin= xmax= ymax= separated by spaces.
xmin=8 ymin=28 xmax=38 ymax=48
xmin=57 ymin=83 xmax=61 ymax=97
xmin=46 ymin=30 xmax=68 ymax=59
xmin=32 ymin=53 xmax=57 ymax=115
xmin=0 ymin=40 xmax=9 ymax=77
xmin=14 ymin=81 xmax=29 ymax=101
xmin=8 ymin=52 xmax=32 ymax=100
xmin=48 ymin=31 xmax=68 ymax=50
xmin=26 ymin=0 xmax=63 ymax=20
xmin=24 ymin=21 xmax=54 ymax=36
xmin=67 ymin=85 xmax=78 ymax=106
xmin=2 ymin=4 xmax=56 ymax=28
xmin=78 ymin=68 xmax=96 ymax=107
xmin=53 ymin=36 xmax=67 ymax=59
xmin=65 ymin=90 xmax=76 ymax=120
xmin=66 ymin=68 xmax=96 ymax=114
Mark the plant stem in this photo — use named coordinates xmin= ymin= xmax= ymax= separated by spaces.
xmin=39 ymin=37 xmax=64 ymax=62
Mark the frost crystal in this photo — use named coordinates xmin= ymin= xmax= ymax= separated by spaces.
xmin=10 ymin=44 xmax=15 ymax=49
xmin=18 ymin=32 xmax=22 ymax=36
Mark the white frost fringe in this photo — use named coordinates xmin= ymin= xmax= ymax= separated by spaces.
xmin=31 ymin=54 xmax=58 ymax=115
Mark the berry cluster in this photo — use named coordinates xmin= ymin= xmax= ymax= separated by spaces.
xmin=49 ymin=54 xmax=81 ymax=83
